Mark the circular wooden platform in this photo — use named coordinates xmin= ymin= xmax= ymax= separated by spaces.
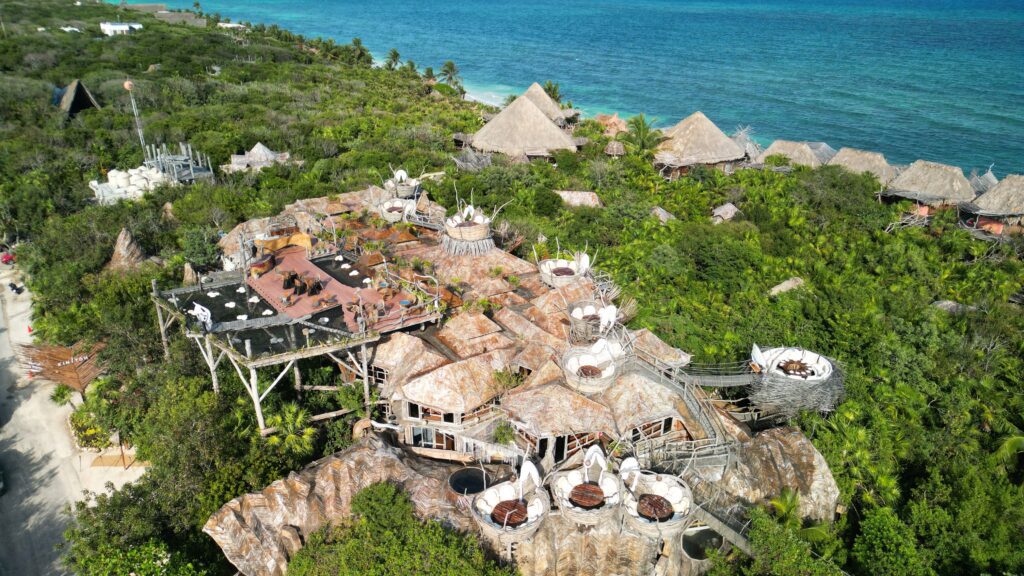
xmin=637 ymin=493 xmax=674 ymax=522
xmin=568 ymin=482 xmax=605 ymax=510
xmin=491 ymin=499 xmax=527 ymax=528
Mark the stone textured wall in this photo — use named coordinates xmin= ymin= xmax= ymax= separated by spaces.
xmin=203 ymin=435 xmax=470 ymax=576
xmin=718 ymin=426 xmax=840 ymax=522
xmin=204 ymin=428 xmax=839 ymax=575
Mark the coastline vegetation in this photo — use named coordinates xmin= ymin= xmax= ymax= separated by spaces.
xmin=0 ymin=1 xmax=1022 ymax=575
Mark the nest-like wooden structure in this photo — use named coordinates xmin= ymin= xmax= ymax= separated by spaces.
xmin=621 ymin=472 xmax=693 ymax=539
xmin=550 ymin=466 xmax=622 ymax=527
xmin=471 ymin=482 xmax=551 ymax=548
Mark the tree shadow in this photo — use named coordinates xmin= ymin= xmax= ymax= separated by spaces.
xmin=0 ymin=354 xmax=77 ymax=576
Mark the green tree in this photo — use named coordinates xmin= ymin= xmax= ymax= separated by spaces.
xmin=620 ymin=114 xmax=664 ymax=157
xmin=66 ymin=539 xmax=205 ymax=576
xmin=265 ymin=403 xmax=316 ymax=460
xmin=423 ymin=66 xmax=435 ymax=80
xmin=439 ymin=60 xmax=462 ymax=92
xmin=180 ymin=227 xmax=221 ymax=270
xmin=384 ymin=48 xmax=400 ymax=70
xmin=50 ymin=383 xmax=76 ymax=408
xmin=288 ymin=483 xmax=514 ymax=576
xmin=349 ymin=38 xmax=372 ymax=65
xmin=542 ymin=80 xmax=561 ymax=103
xmin=853 ymin=507 xmax=932 ymax=576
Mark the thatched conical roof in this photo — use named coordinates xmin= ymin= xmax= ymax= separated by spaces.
xmin=828 ymin=147 xmax=897 ymax=183
xmin=523 ymin=82 xmax=566 ymax=124
xmin=248 ymin=142 xmax=277 ymax=161
xmin=604 ymin=140 xmax=625 ymax=157
xmin=656 ymin=111 xmax=745 ymax=166
xmin=886 ymin=160 xmax=974 ymax=206
xmin=757 ymin=140 xmax=836 ymax=168
xmin=965 ymin=174 xmax=1024 ymax=216
xmin=57 ymin=79 xmax=100 ymax=117
xmin=471 ymin=96 xmax=577 ymax=156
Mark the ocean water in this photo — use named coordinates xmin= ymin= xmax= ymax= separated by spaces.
xmin=163 ymin=0 xmax=1024 ymax=175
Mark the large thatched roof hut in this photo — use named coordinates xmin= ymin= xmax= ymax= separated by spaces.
xmin=884 ymin=160 xmax=974 ymax=206
xmin=757 ymin=140 xmax=836 ymax=168
xmin=963 ymin=174 xmax=1024 ymax=225
xmin=471 ymin=96 xmax=577 ymax=157
xmin=827 ymin=147 xmax=897 ymax=183
xmin=655 ymin=112 xmax=746 ymax=172
xmin=523 ymin=82 xmax=571 ymax=126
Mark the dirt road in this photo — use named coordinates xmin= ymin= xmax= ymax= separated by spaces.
xmin=0 ymin=268 xmax=144 ymax=576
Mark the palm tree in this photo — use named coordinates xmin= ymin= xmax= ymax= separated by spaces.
xmin=993 ymin=417 xmax=1024 ymax=472
xmin=620 ymin=114 xmax=664 ymax=157
xmin=542 ymin=80 xmax=561 ymax=103
xmin=769 ymin=487 xmax=802 ymax=529
xmin=385 ymin=48 xmax=400 ymax=70
xmin=769 ymin=487 xmax=832 ymax=542
xmin=265 ymin=403 xmax=315 ymax=459
xmin=402 ymin=60 xmax=417 ymax=75
xmin=423 ymin=67 xmax=435 ymax=81
xmin=439 ymin=60 xmax=463 ymax=92
xmin=350 ymin=38 xmax=372 ymax=66
xmin=50 ymin=383 xmax=76 ymax=408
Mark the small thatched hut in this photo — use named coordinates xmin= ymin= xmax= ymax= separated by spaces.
xmin=827 ymin=147 xmax=897 ymax=184
xmin=654 ymin=111 xmax=746 ymax=176
xmin=470 ymin=96 xmax=577 ymax=158
xmin=604 ymin=140 xmax=625 ymax=157
xmin=961 ymin=174 xmax=1024 ymax=235
xmin=884 ymin=160 xmax=974 ymax=207
xmin=756 ymin=140 xmax=836 ymax=168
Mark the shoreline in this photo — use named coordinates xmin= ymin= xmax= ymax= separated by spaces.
xmin=139 ymin=2 xmax=1018 ymax=176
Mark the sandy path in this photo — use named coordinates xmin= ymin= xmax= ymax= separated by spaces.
xmin=0 ymin=267 xmax=145 ymax=576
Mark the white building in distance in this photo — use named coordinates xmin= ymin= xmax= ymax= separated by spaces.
xmin=100 ymin=22 xmax=143 ymax=36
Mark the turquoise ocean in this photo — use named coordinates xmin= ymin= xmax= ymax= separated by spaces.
xmin=161 ymin=0 xmax=1024 ymax=175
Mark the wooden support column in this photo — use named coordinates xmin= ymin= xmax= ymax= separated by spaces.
xmin=244 ymin=340 xmax=266 ymax=432
xmin=206 ymin=336 xmax=219 ymax=393
xmin=152 ymin=279 xmax=169 ymax=360
xmin=293 ymin=363 xmax=302 ymax=399
xmin=360 ymin=343 xmax=371 ymax=417
xmin=250 ymin=366 xmax=266 ymax=431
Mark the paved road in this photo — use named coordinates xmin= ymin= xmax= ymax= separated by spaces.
xmin=0 ymin=269 xmax=144 ymax=576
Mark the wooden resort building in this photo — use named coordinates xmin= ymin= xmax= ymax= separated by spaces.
xmin=220 ymin=142 xmax=298 ymax=174
xmin=166 ymin=176 xmax=849 ymax=563
xmin=470 ymin=95 xmax=577 ymax=159
xmin=654 ymin=111 xmax=746 ymax=178
xmin=756 ymin=140 xmax=837 ymax=168
xmin=883 ymin=159 xmax=974 ymax=209
xmin=960 ymin=174 xmax=1024 ymax=238
xmin=827 ymin=147 xmax=898 ymax=184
